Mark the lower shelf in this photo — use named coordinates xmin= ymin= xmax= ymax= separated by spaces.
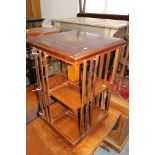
xmin=40 ymin=102 xmax=108 ymax=147
xmin=27 ymin=109 xmax=121 ymax=155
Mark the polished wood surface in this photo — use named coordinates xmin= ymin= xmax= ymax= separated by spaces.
xmin=27 ymin=30 xmax=124 ymax=65
xmin=49 ymin=81 xmax=82 ymax=112
xmin=49 ymin=79 xmax=111 ymax=113
xmin=44 ymin=105 xmax=107 ymax=146
xmin=26 ymin=107 xmax=121 ymax=155
xmin=26 ymin=27 xmax=61 ymax=38
xmin=31 ymin=45 xmax=122 ymax=146
xmin=28 ymin=30 xmax=125 ymax=147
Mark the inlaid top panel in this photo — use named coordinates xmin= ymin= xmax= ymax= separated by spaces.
xmin=54 ymin=17 xmax=129 ymax=29
xmin=27 ymin=30 xmax=124 ymax=65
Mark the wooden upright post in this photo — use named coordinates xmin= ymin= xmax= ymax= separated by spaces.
xmin=68 ymin=65 xmax=80 ymax=83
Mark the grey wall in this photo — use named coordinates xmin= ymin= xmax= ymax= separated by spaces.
xmin=40 ymin=0 xmax=79 ymax=20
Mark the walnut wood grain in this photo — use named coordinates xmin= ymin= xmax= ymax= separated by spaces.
xmin=27 ymin=30 xmax=125 ymax=65
xmin=28 ymin=31 xmax=125 ymax=147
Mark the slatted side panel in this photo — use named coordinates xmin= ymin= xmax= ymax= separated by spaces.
xmin=38 ymin=51 xmax=48 ymax=118
xmin=82 ymin=48 xmax=121 ymax=129
xmin=42 ymin=51 xmax=52 ymax=122
xmin=33 ymin=48 xmax=43 ymax=113
xmin=32 ymin=48 xmax=52 ymax=122
xmin=118 ymin=44 xmax=129 ymax=91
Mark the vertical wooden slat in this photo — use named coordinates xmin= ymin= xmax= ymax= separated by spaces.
xmin=104 ymin=53 xmax=111 ymax=81
xmin=110 ymin=48 xmax=121 ymax=85
xmin=96 ymin=54 xmax=105 ymax=107
xmin=105 ymin=88 xmax=112 ymax=112
xmin=86 ymin=102 xmax=90 ymax=130
xmin=88 ymin=59 xmax=93 ymax=97
xmin=39 ymin=51 xmax=45 ymax=89
xmin=98 ymin=54 xmax=105 ymax=79
xmin=38 ymin=50 xmax=49 ymax=119
xmin=118 ymin=45 xmax=129 ymax=91
xmin=77 ymin=109 xmax=81 ymax=135
xmin=82 ymin=60 xmax=87 ymax=105
xmin=80 ymin=60 xmax=87 ymax=134
xmin=89 ymin=101 xmax=92 ymax=128
xmin=96 ymin=94 xmax=101 ymax=106
xmin=100 ymin=91 xmax=105 ymax=109
xmin=33 ymin=48 xmax=43 ymax=114
xmin=92 ymin=56 xmax=99 ymax=106
xmin=93 ymin=55 xmax=99 ymax=96
xmin=84 ymin=105 xmax=87 ymax=131
xmin=42 ymin=51 xmax=51 ymax=122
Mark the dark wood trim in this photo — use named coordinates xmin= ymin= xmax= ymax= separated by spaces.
xmin=77 ymin=13 xmax=129 ymax=21
xmin=27 ymin=41 xmax=125 ymax=66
